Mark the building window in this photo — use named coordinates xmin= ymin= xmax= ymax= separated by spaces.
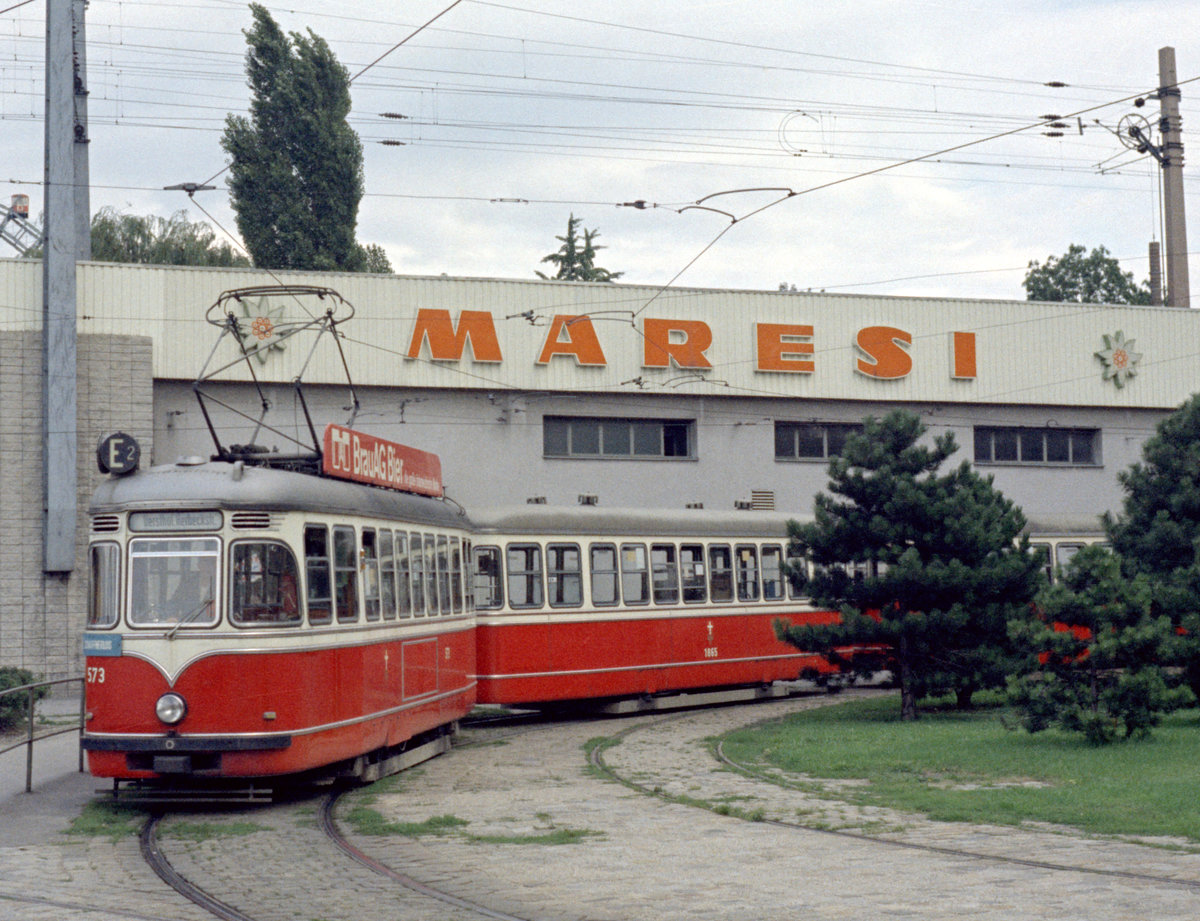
xmin=974 ymin=427 xmax=1099 ymax=466
xmin=775 ymin=422 xmax=861 ymax=460
xmin=544 ymin=417 xmax=694 ymax=459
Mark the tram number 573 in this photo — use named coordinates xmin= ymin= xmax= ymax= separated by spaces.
xmin=86 ymin=667 xmax=106 ymax=684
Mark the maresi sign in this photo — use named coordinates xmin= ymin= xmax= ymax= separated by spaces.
xmin=322 ymin=424 xmax=444 ymax=498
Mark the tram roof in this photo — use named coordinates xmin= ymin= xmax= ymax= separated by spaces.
xmin=89 ymin=460 xmax=470 ymax=530
xmin=469 ymin=504 xmax=810 ymax=539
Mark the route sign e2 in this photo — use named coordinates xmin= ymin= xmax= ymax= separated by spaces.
xmin=97 ymin=432 xmax=141 ymax=475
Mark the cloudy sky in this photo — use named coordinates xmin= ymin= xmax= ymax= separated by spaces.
xmin=3 ymin=0 xmax=1199 ymax=302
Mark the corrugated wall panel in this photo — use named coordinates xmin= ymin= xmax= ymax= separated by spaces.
xmin=0 ymin=258 xmax=42 ymax=332
xmin=3 ymin=260 xmax=1197 ymax=410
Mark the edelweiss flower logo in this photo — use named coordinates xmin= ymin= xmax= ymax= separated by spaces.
xmin=238 ymin=297 xmax=287 ymax=364
xmin=251 ymin=316 xmax=274 ymax=340
xmin=1095 ymin=330 xmax=1141 ymax=388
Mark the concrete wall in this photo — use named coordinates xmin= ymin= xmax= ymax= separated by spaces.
xmin=153 ymin=379 xmax=1165 ymax=524
xmin=0 ymin=333 xmax=153 ymax=682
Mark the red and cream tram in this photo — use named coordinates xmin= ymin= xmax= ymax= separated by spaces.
xmin=81 ymin=441 xmax=476 ymax=783
xmin=470 ymin=504 xmax=840 ymax=709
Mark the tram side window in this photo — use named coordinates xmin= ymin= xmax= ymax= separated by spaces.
xmin=680 ymin=543 xmax=706 ymax=604
xmin=785 ymin=550 xmax=810 ymax=600
xmin=1056 ymin=543 xmax=1085 ymax=575
xmin=88 ymin=543 xmax=120 ymax=628
xmin=473 ymin=546 xmax=503 ymax=609
xmin=379 ymin=529 xmax=397 ymax=620
xmin=396 ymin=533 xmax=412 ymax=617
xmin=708 ymin=545 xmax=733 ymax=602
xmin=435 ymin=535 xmax=451 ymax=615
xmin=590 ymin=543 xmax=620 ymax=606
xmin=362 ymin=529 xmax=381 ymax=622
xmin=547 ymin=543 xmax=583 ymax=607
xmin=621 ymin=543 xmax=650 ymax=605
xmin=231 ymin=542 xmax=301 ymax=626
xmin=736 ymin=544 xmax=760 ymax=602
xmin=425 ymin=534 xmax=440 ymax=615
xmin=451 ymin=537 xmax=465 ymax=614
xmin=507 ymin=544 xmax=544 ymax=608
xmin=1030 ymin=542 xmax=1053 ymax=585
xmin=305 ymin=525 xmax=333 ymax=625
xmin=333 ymin=526 xmax=359 ymax=623
xmin=651 ymin=544 xmax=680 ymax=605
xmin=410 ymin=531 xmax=426 ymax=615
xmin=761 ymin=545 xmax=784 ymax=600
xmin=129 ymin=538 xmax=220 ymax=627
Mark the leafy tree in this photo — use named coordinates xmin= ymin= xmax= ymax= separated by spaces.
xmin=87 ymin=207 xmax=250 ymax=267
xmin=777 ymin=411 xmax=1043 ymax=720
xmin=222 ymin=4 xmax=388 ymax=273
xmin=1104 ymin=393 xmax=1200 ymax=696
xmin=1007 ymin=545 xmax=1193 ymax=744
xmin=1023 ymin=244 xmax=1151 ymax=304
xmin=536 ymin=214 xmax=623 ymax=282
xmin=356 ymin=242 xmax=393 ymax=274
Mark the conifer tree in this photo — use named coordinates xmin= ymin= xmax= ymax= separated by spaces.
xmin=1104 ymin=392 xmax=1200 ymax=695
xmin=1007 ymin=545 xmax=1193 ymax=743
xmin=536 ymin=214 xmax=623 ymax=282
xmin=778 ymin=411 xmax=1042 ymax=720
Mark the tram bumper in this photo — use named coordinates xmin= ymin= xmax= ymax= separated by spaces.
xmin=82 ymin=733 xmax=292 ymax=775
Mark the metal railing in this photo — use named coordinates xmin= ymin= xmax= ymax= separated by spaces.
xmin=0 ymin=677 xmax=85 ymax=793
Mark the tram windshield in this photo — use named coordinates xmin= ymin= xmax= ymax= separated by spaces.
xmin=129 ymin=538 xmax=219 ymax=627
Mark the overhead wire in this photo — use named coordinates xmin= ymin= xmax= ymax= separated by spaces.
xmin=7 ymin=1 xmax=1190 ymax=304
xmin=618 ymin=76 xmax=1200 ymax=320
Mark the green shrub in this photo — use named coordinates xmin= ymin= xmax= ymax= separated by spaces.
xmin=0 ymin=667 xmax=49 ymax=732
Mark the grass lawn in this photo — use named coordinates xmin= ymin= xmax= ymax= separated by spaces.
xmin=720 ymin=694 xmax=1200 ymax=844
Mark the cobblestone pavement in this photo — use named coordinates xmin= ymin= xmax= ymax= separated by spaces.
xmin=350 ymin=690 xmax=1200 ymax=921
xmin=2 ymin=690 xmax=1198 ymax=920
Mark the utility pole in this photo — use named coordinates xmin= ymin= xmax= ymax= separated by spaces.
xmin=1149 ymin=241 xmax=1163 ymax=305
xmin=43 ymin=0 xmax=88 ymax=573
xmin=73 ymin=0 xmax=91 ymax=259
xmin=1158 ymin=47 xmax=1189 ymax=308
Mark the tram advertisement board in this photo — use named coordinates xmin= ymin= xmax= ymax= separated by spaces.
xmin=322 ymin=424 xmax=444 ymax=498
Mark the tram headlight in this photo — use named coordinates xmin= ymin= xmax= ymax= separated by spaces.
xmin=155 ymin=692 xmax=188 ymax=725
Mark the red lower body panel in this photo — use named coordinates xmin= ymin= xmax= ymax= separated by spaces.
xmin=83 ymin=628 xmax=475 ymax=779
xmin=474 ymin=607 xmax=838 ymax=706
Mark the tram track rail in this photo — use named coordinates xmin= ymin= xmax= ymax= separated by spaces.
xmin=140 ymin=814 xmax=259 ymax=921
xmin=318 ymin=790 xmax=533 ymax=921
xmin=587 ymin=707 xmax=1200 ymax=893
xmin=134 ymin=716 xmax=551 ymax=921
xmin=139 ymin=796 xmax=538 ymax=921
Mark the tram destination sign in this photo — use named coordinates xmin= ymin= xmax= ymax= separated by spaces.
xmin=322 ymin=424 xmax=444 ymax=498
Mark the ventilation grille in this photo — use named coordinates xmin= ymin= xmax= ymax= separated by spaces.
xmin=91 ymin=515 xmax=121 ymax=533
xmin=230 ymin=511 xmax=279 ymax=531
xmin=750 ymin=490 xmax=776 ymax=511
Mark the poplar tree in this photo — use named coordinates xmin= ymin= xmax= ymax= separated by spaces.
xmin=777 ymin=411 xmax=1043 ymax=720
xmin=222 ymin=4 xmax=388 ymax=272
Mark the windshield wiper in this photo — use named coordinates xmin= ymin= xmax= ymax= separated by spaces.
xmin=166 ymin=596 xmax=214 ymax=640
